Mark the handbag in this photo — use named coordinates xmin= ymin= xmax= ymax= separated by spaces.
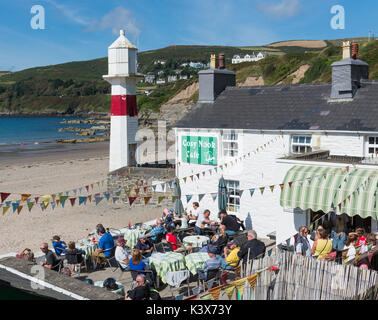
xmin=327 ymin=251 xmax=337 ymax=261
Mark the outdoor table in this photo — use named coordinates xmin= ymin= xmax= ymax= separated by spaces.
xmin=119 ymin=227 xmax=146 ymax=249
xmin=184 ymin=252 xmax=209 ymax=275
xmin=149 ymin=252 xmax=186 ymax=283
xmin=76 ymin=239 xmax=97 ymax=259
xmin=94 ymin=281 xmax=125 ymax=296
xmin=183 ymin=235 xmax=209 ymax=248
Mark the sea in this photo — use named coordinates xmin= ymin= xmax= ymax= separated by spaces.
xmin=0 ymin=117 xmax=93 ymax=157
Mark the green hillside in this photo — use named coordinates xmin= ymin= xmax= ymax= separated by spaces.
xmin=0 ymin=40 xmax=377 ymax=115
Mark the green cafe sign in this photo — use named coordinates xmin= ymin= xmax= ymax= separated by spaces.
xmin=181 ymin=136 xmax=217 ymax=165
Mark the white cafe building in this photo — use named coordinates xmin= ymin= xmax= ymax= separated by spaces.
xmin=174 ymin=45 xmax=378 ymax=244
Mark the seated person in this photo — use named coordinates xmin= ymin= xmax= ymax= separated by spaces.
xmin=194 ymin=209 xmax=217 ymax=235
xmin=179 ymin=214 xmax=189 ymax=229
xmin=198 ymin=246 xmax=221 ymax=281
xmin=91 ymin=226 xmax=115 ymax=265
xmin=88 ymin=223 xmax=104 ymax=242
xmin=238 ymin=230 xmax=266 ymax=264
xmin=219 ymin=210 xmax=241 ymax=236
xmin=135 ymin=235 xmax=154 ymax=258
xmin=129 ymin=249 xmax=155 ymax=285
xmin=52 ymin=235 xmax=67 ymax=256
xmin=162 ymin=208 xmax=176 ymax=229
xmin=125 ymin=274 xmax=150 ymax=300
xmin=201 ymin=226 xmax=228 ymax=255
xmin=16 ymin=248 xmax=36 ymax=263
xmin=63 ymin=241 xmax=86 ymax=266
xmin=223 ymin=239 xmax=241 ymax=269
xmin=39 ymin=242 xmax=61 ymax=271
xmin=356 ymin=228 xmax=367 ymax=247
xmin=145 ymin=219 xmax=165 ymax=243
xmin=115 ymin=237 xmax=131 ymax=270
xmin=343 ymin=233 xmax=358 ymax=264
xmin=188 ymin=202 xmax=203 ymax=225
xmin=165 ymin=226 xmax=185 ymax=252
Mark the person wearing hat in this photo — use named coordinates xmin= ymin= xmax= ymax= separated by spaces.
xmin=198 ymin=245 xmax=221 ymax=281
xmin=145 ymin=218 xmax=165 ymax=243
xmin=115 ymin=237 xmax=131 ymax=270
xmin=223 ymin=239 xmax=240 ymax=268
xmin=135 ymin=234 xmax=153 ymax=259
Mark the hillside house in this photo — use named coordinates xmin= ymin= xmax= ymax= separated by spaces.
xmin=144 ymin=74 xmax=156 ymax=83
xmin=174 ymin=44 xmax=378 ymax=244
xmin=232 ymin=52 xmax=267 ymax=64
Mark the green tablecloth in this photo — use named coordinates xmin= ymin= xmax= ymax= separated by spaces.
xmin=184 ymin=252 xmax=209 ymax=275
xmin=120 ymin=228 xmax=146 ymax=249
xmin=149 ymin=252 xmax=186 ymax=283
xmin=76 ymin=240 xmax=97 ymax=259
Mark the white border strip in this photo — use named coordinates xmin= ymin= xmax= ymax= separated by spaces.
xmin=0 ymin=263 xmax=89 ymax=300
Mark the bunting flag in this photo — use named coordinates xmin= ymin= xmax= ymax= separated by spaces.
xmin=42 ymin=195 xmax=50 ymax=208
xmin=88 ymin=195 xmax=92 ymax=203
xmin=144 ymin=196 xmax=152 ymax=205
xmin=73 ymin=189 xmax=77 ymax=196
xmin=59 ymin=196 xmax=68 ymax=207
xmin=69 ymin=198 xmax=76 ymax=207
xmin=128 ymin=197 xmax=137 ymax=206
xmin=209 ymin=287 xmax=222 ymax=300
xmin=234 ymin=278 xmax=247 ymax=296
xmin=0 ymin=192 xmax=11 ymax=203
xmin=2 ymin=206 xmax=9 ymax=215
xmin=51 ymin=194 xmax=56 ymax=202
xmin=27 ymin=201 xmax=34 ymax=212
xmin=224 ymin=285 xmax=235 ymax=300
xmin=171 ymin=195 xmax=178 ymax=202
xmin=198 ymin=194 xmax=205 ymax=202
xmin=95 ymin=196 xmax=104 ymax=206
xmin=247 ymin=274 xmax=258 ymax=290
xmin=79 ymin=196 xmax=87 ymax=206
xmin=239 ymin=190 xmax=244 ymax=198
xmin=91 ymin=184 xmax=94 ymax=190
xmin=196 ymin=173 xmax=200 ymax=179
xmin=211 ymin=193 xmax=217 ymax=201
xmin=50 ymin=202 xmax=56 ymax=210
xmin=186 ymin=195 xmax=193 ymax=203
xmin=190 ymin=175 xmax=194 ymax=181
xmin=269 ymin=185 xmax=275 ymax=193
xmin=260 ymin=187 xmax=265 ymax=195
xmin=56 ymin=199 xmax=60 ymax=206
xmin=288 ymin=182 xmax=293 ymax=188
xmin=250 ymin=188 xmax=255 ymax=197
xmin=158 ymin=196 xmax=165 ymax=204
xmin=21 ymin=194 xmax=31 ymax=202
xmin=104 ymin=192 xmax=110 ymax=201
xmin=5 ymin=201 xmax=11 ymax=207
xmin=279 ymin=183 xmax=284 ymax=190
xmin=199 ymin=293 xmax=212 ymax=300
xmin=40 ymin=203 xmax=45 ymax=211
xmin=214 ymin=167 xmax=218 ymax=173
xmin=17 ymin=205 xmax=23 ymax=215
xmin=12 ymin=202 xmax=19 ymax=213
xmin=183 ymin=177 xmax=187 ymax=183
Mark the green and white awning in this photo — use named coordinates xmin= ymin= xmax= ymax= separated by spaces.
xmin=280 ymin=165 xmax=378 ymax=220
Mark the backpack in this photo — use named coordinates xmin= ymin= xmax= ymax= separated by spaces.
xmin=229 ymin=215 xmax=245 ymax=230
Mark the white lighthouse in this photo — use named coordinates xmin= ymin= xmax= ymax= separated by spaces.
xmin=103 ymin=30 xmax=142 ymax=172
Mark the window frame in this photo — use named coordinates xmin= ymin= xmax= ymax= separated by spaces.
xmin=225 ymin=179 xmax=241 ymax=213
xmin=222 ymin=131 xmax=239 ymax=158
xmin=291 ymin=135 xmax=312 ymax=154
xmin=367 ymin=136 xmax=378 ymax=156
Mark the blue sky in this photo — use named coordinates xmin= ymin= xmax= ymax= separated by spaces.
xmin=0 ymin=0 xmax=377 ymax=71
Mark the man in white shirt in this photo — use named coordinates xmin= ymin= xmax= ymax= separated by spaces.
xmin=115 ymin=237 xmax=131 ymax=270
xmin=188 ymin=202 xmax=203 ymax=227
xmin=194 ymin=209 xmax=217 ymax=235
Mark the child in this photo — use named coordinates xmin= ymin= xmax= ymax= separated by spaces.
xmin=343 ymin=233 xmax=358 ymax=264
xmin=180 ymin=214 xmax=189 ymax=229
xmin=356 ymin=228 xmax=367 ymax=247
xmin=52 ymin=235 xmax=67 ymax=256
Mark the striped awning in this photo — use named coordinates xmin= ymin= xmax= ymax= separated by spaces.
xmin=280 ymin=165 xmax=378 ymax=220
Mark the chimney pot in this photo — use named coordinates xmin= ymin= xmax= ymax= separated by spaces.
xmin=342 ymin=41 xmax=352 ymax=59
xmin=210 ymin=54 xmax=217 ymax=69
xmin=218 ymin=54 xmax=225 ymax=69
xmin=351 ymin=42 xmax=359 ymax=59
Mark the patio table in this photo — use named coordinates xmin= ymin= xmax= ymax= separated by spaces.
xmin=183 ymin=235 xmax=209 ymax=248
xmin=149 ymin=252 xmax=186 ymax=283
xmin=76 ymin=239 xmax=97 ymax=259
xmin=184 ymin=252 xmax=209 ymax=275
xmin=119 ymin=228 xmax=146 ymax=249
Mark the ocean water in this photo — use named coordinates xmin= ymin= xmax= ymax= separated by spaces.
xmin=0 ymin=117 xmax=92 ymax=156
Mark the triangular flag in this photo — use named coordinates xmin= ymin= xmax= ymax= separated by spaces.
xmin=27 ymin=201 xmax=34 ymax=212
xmin=198 ymin=194 xmax=205 ymax=202
xmin=103 ymin=192 xmax=110 ymax=201
xmin=0 ymin=192 xmax=11 ymax=203
xmin=279 ymin=184 xmax=284 ymax=190
xmin=247 ymin=274 xmax=258 ymax=290
xmin=239 ymin=190 xmax=244 ymax=197
xmin=73 ymin=189 xmax=77 ymax=196
xmin=21 ymin=194 xmax=31 ymax=202
xmin=224 ymin=285 xmax=235 ymax=300
xmin=69 ymin=198 xmax=76 ymax=207
xmin=211 ymin=193 xmax=217 ymax=201
xmin=56 ymin=199 xmax=60 ymax=206
xmin=42 ymin=195 xmax=50 ymax=208
xmin=88 ymin=195 xmax=92 ymax=202
xmin=95 ymin=196 xmax=103 ymax=205
xmin=224 ymin=163 xmax=228 ymax=168
xmin=234 ymin=278 xmax=246 ymax=296
xmin=85 ymin=185 xmax=89 ymax=192
xmin=186 ymin=195 xmax=193 ymax=203
xmin=190 ymin=175 xmax=194 ymax=181
xmin=214 ymin=167 xmax=218 ymax=173
xmin=183 ymin=177 xmax=187 ymax=183
xmin=79 ymin=196 xmax=87 ymax=206
xmin=209 ymin=287 xmax=222 ymax=300
xmin=196 ymin=173 xmax=200 ymax=179
xmin=288 ymin=182 xmax=293 ymax=188
xmin=12 ymin=202 xmax=19 ymax=213
xmin=50 ymin=202 xmax=56 ymax=210
xmin=51 ymin=194 xmax=56 ymax=202
xmin=5 ymin=201 xmax=11 ymax=207
xmin=269 ymin=185 xmax=275 ymax=192
xmin=91 ymin=184 xmax=94 ymax=190
xmin=158 ymin=196 xmax=165 ymax=204
xmin=144 ymin=196 xmax=152 ymax=205
xmin=260 ymin=187 xmax=265 ymax=195
xmin=128 ymin=197 xmax=137 ymax=206
xmin=40 ymin=203 xmax=44 ymax=212
xmin=250 ymin=189 xmax=255 ymax=197
xmin=199 ymin=293 xmax=212 ymax=300
xmin=2 ymin=206 xmax=9 ymax=215
xmin=17 ymin=205 xmax=23 ymax=215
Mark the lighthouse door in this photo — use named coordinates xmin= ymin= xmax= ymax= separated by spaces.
xmin=128 ymin=144 xmax=137 ymax=166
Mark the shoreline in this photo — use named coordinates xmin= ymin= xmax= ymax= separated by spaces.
xmin=0 ymin=112 xmax=110 ymax=118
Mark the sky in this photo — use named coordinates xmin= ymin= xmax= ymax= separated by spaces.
xmin=0 ymin=0 xmax=377 ymax=71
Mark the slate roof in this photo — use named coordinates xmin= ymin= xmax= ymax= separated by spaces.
xmin=175 ymin=80 xmax=378 ymax=132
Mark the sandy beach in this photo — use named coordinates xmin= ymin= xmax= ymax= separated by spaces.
xmin=0 ymin=141 xmax=162 ymax=255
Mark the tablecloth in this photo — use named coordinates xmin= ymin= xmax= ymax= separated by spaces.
xmin=184 ymin=252 xmax=209 ymax=275
xmin=76 ymin=240 xmax=97 ymax=259
xmin=149 ymin=252 xmax=186 ymax=283
xmin=183 ymin=235 xmax=209 ymax=248
xmin=120 ymin=228 xmax=146 ymax=249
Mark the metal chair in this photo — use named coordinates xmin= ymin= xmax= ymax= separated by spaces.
xmin=153 ymin=241 xmax=174 ymax=253
xmin=128 ymin=269 xmax=158 ymax=290
xmin=197 ymin=268 xmax=222 ymax=291
xmin=65 ymin=252 xmax=86 ymax=276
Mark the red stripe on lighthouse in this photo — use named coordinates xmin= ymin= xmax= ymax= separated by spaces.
xmin=111 ymin=95 xmax=138 ymax=116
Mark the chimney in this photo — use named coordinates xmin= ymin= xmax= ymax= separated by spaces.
xmin=218 ymin=53 xmax=225 ymax=69
xmin=331 ymin=42 xmax=369 ymax=100
xmin=210 ymin=54 xmax=217 ymax=69
xmin=198 ymin=54 xmax=235 ymax=103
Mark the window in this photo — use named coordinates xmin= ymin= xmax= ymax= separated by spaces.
xmin=291 ymin=135 xmax=312 ymax=154
xmin=367 ymin=136 xmax=378 ymax=155
xmin=223 ymin=132 xmax=238 ymax=157
xmin=225 ymin=180 xmax=241 ymax=213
